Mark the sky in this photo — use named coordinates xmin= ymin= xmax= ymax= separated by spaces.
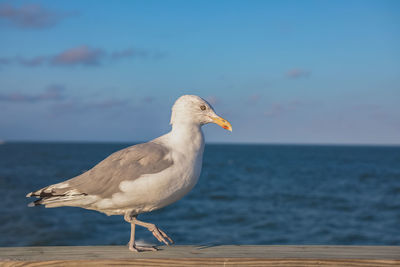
xmin=0 ymin=0 xmax=399 ymax=144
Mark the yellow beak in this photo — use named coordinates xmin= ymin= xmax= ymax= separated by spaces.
xmin=211 ymin=116 xmax=232 ymax=132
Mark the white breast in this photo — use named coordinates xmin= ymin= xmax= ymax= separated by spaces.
xmin=94 ymin=126 xmax=205 ymax=215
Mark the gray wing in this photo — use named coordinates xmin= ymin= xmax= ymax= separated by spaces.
xmin=28 ymin=141 xmax=173 ymax=201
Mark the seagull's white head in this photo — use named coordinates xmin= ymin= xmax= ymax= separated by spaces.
xmin=170 ymin=95 xmax=232 ymax=131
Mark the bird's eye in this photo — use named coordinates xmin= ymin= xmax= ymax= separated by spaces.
xmin=200 ymin=105 xmax=206 ymax=111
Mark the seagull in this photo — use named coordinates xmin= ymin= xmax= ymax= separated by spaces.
xmin=26 ymin=95 xmax=232 ymax=252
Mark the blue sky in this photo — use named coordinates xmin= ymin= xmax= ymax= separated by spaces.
xmin=0 ymin=0 xmax=399 ymax=144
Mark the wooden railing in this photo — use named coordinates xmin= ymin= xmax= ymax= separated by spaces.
xmin=1 ymin=245 xmax=400 ymax=266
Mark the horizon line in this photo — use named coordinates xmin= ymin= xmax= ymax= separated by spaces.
xmin=1 ymin=139 xmax=399 ymax=147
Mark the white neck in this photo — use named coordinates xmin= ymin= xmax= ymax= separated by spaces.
xmin=166 ymin=122 xmax=204 ymax=154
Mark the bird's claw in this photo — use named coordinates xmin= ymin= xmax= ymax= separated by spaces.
xmin=150 ymin=226 xmax=174 ymax=245
xmin=128 ymin=242 xmax=158 ymax=252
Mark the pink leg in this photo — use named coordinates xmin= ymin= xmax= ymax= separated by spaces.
xmin=131 ymin=217 xmax=174 ymax=246
xmin=124 ymin=213 xmax=158 ymax=252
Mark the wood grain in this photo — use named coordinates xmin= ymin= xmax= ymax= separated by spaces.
xmin=1 ymin=245 xmax=399 ymax=267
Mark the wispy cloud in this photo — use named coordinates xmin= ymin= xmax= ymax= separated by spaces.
xmin=0 ymin=84 xmax=130 ymax=116
xmin=143 ymin=96 xmax=155 ymax=104
xmin=247 ymin=94 xmax=262 ymax=105
xmin=351 ymin=104 xmax=390 ymax=121
xmin=50 ymin=98 xmax=129 ymax=115
xmin=352 ymin=104 xmax=382 ymax=111
xmin=285 ymin=69 xmax=311 ymax=79
xmin=264 ymin=104 xmax=285 ymax=117
xmin=86 ymin=99 xmax=128 ymax=110
xmin=0 ymin=57 xmax=11 ymax=65
xmin=17 ymin=56 xmax=47 ymax=67
xmin=264 ymin=101 xmax=302 ymax=117
xmin=51 ymin=46 xmax=104 ymax=66
xmin=111 ymin=48 xmax=149 ymax=60
xmin=0 ymin=3 xmax=76 ymax=29
xmin=0 ymin=85 xmax=65 ymax=103
xmin=1 ymin=45 xmax=161 ymax=67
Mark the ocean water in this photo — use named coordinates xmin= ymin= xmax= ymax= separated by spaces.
xmin=0 ymin=142 xmax=399 ymax=247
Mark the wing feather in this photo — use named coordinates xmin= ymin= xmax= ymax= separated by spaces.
xmin=27 ymin=141 xmax=173 ymax=207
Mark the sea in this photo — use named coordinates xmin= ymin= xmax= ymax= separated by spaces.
xmin=0 ymin=142 xmax=399 ymax=247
